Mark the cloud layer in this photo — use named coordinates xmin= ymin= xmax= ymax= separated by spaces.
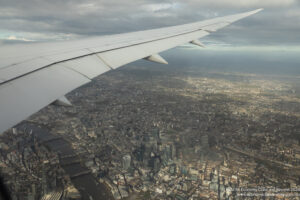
xmin=0 ymin=0 xmax=299 ymax=46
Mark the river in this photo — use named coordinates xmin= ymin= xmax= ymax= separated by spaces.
xmin=19 ymin=123 xmax=114 ymax=200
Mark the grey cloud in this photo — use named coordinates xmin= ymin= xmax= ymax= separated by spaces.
xmin=0 ymin=0 xmax=299 ymax=46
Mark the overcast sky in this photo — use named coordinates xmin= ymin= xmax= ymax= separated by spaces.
xmin=0 ymin=0 xmax=299 ymax=48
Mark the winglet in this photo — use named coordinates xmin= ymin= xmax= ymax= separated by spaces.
xmin=224 ymin=8 xmax=264 ymax=24
xmin=246 ymin=8 xmax=264 ymax=17
xmin=253 ymin=8 xmax=264 ymax=13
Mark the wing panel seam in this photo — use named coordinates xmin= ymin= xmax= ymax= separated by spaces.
xmin=0 ymin=28 xmax=208 ymax=86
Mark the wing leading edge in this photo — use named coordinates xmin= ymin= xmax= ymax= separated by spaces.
xmin=0 ymin=9 xmax=263 ymax=133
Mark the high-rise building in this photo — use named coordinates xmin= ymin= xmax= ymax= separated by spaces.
xmin=201 ymin=135 xmax=209 ymax=150
xmin=122 ymin=155 xmax=131 ymax=171
xmin=151 ymin=127 xmax=160 ymax=139
xmin=42 ymin=168 xmax=47 ymax=195
xmin=153 ymin=157 xmax=160 ymax=173
xmin=171 ymin=144 xmax=176 ymax=160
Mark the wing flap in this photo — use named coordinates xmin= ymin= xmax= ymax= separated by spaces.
xmin=43 ymin=49 xmax=92 ymax=62
xmin=0 ymin=64 xmax=91 ymax=133
xmin=0 ymin=49 xmax=93 ymax=84
xmin=60 ymin=55 xmax=111 ymax=79
xmin=0 ymin=58 xmax=53 ymax=83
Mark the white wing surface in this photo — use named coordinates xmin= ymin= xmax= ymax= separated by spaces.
xmin=0 ymin=9 xmax=263 ymax=133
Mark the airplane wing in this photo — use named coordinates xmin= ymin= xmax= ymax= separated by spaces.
xmin=0 ymin=9 xmax=263 ymax=133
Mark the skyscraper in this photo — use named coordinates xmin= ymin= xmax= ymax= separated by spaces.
xmin=122 ymin=155 xmax=131 ymax=171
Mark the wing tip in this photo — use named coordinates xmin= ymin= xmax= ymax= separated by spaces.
xmin=254 ymin=8 xmax=264 ymax=13
xmin=237 ymin=8 xmax=263 ymax=21
xmin=249 ymin=8 xmax=264 ymax=15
